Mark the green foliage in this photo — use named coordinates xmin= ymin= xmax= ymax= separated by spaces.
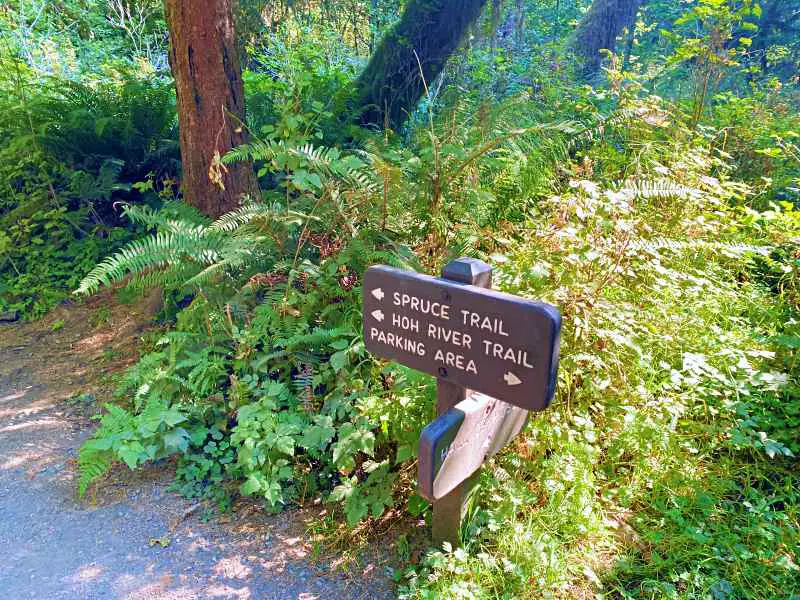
xmin=396 ymin=93 xmax=800 ymax=598
xmin=73 ymin=53 xmax=799 ymax=595
xmin=78 ymin=399 xmax=190 ymax=497
xmin=709 ymin=90 xmax=800 ymax=207
xmin=76 ymin=223 xmax=423 ymax=514
xmin=0 ymin=38 xmax=178 ymax=317
xmin=74 ymin=127 xmax=424 ymax=518
xmin=244 ymin=24 xmax=361 ymax=143
xmin=5 ymin=2 xmax=800 ymax=598
xmin=0 ymin=205 xmax=132 ymax=317
xmin=171 ymin=426 xmax=236 ymax=510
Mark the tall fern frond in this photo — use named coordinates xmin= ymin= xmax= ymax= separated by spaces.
xmin=77 ymin=450 xmax=113 ymax=499
xmin=181 ymin=239 xmax=269 ymax=288
xmin=210 ymin=201 xmax=285 ymax=232
xmin=631 ymin=237 xmax=773 ymax=257
xmin=77 ymin=404 xmax=137 ymax=497
xmin=123 ymin=203 xmax=210 ymax=232
xmin=623 ymin=179 xmax=701 ymax=200
xmin=125 ymin=262 xmax=203 ymax=294
xmin=565 ymin=108 xmax=643 ymax=152
xmin=290 ymin=143 xmax=381 ymax=194
xmin=222 ymin=139 xmax=287 ymax=164
xmin=75 ymin=199 xmax=300 ymax=296
xmin=75 ymin=231 xmax=224 ymax=295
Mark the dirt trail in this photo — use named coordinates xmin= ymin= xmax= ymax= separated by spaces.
xmin=0 ymin=294 xmax=393 ymax=599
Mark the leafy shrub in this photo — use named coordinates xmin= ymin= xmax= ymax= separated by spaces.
xmin=0 ymin=49 xmax=178 ymax=317
xmin=77 ymin=213 xmax=425 ymax=521
xmin=709 ymin=90 xmax=800 ymax=208
xmin=0 ymin=205 xmax=132 ymax=317
xmin=74 ymin=129 xmax=432 ymax=522
xmin=397 ymin=100 xmax=800 ymax=599
xmin=65 ymin=38 xmax=799 ymax=597
xmin=244 ymin=24 xmax=362 ymax=144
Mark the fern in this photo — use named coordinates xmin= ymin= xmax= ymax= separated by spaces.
xmin=77 ymin=449 xmax=114 ymax=499
xmin=77 ymin=404 xmax=137 ymax=497
xmin=623 ymin=179 xmax=701 ymax=201
xmin=74 ymin=203 xmax=303 ymax=296
xmin=210 ymin=201 xmax=287 ymax=232
xmin=75 ymin=230 xmax=221 ymax=295
xmin=292 ymin=363 xmax=317 ymax=409
xmin=68 ymin=159 xmax=129 ymax=202
xmin=631 ymin=237 xmax=773 ymax=257
xmin=222 ymin=138 xmax=286 ymax=165
xmin=225 ymin=139 xmax=382 ymax=198
xmin=565 ymin=108 xmax=644 ymax=152
xmin=276 ymin=326 xmax=352 ymax=349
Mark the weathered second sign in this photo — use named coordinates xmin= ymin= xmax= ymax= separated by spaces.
xmin=363 ymin=265 xmax=561 ymax=411
xmin=418 ymin=392 xmax=528 ymax=501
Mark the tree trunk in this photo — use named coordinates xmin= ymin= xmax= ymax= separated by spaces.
xmin=164 ymin=0 xmax=259 ymax=218
xmin=514 ymin=0 xmax=525 ymax=49
xmin=354 ymin=0 xmax=489 ymax=130
xmin=571 ymin=0 xmax=644 ymax=79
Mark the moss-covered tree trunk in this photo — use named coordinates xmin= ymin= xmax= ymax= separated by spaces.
xmin=571 ymin=0 xmax=644 ymax=78
xmin=354 ymin=0 xmax=489 ymax=130
xmin=164 ymin=0 xmax=259 ymax=218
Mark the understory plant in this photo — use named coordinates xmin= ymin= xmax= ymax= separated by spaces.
xmin=0 ymin=46 xmax=178 ymax=317
xmin=73 ymin=88 xmax=655 ymax=515
xmin=74 ymin=136 xmax=433 ymax=523
xmin=73 ymin=84 xmax=799 ymax=598
xmin=397 ymin=105 xmax=800 ymax=599
xmin=4 ymin=1 xmax=799 ymax=598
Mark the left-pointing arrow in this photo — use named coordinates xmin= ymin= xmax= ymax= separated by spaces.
xmin=371 ymin=288 xmax=385 ymax=300
xmin=371 ymin=309 xmax=385 ymax=322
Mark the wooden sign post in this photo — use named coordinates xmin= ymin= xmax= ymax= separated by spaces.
xmin=431 ymin=258 xmax=492 ymax=548
xmin=363 ymin=258 xmax=561 ymax=548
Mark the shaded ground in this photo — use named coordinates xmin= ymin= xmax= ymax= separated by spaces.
xmin=0 ymin=293 xmax=395 ymax=599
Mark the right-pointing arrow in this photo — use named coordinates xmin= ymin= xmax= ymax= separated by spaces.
xmin=371 ymin=309 xmax=385 ymax=322
xmin=504 ymin=372 xmax=522 ymax=386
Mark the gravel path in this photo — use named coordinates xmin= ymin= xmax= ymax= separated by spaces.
xmin=0 ymin=304 xmax=394 ymax=600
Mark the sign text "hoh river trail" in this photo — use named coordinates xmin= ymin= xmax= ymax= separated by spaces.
xmin=363 ymin=265 xmax=561 ymax=411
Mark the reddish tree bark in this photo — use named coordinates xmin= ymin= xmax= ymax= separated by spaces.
xmin=164 ymin=0 xmax=259 ymax=218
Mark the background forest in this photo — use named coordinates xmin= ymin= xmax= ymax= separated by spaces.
xmin=1 ymin=0 xmax=799 ymax=597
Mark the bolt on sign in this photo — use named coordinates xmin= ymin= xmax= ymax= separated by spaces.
xmin=363 ymin=265 xmax=561 ymax=411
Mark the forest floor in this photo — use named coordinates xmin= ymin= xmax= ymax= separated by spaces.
xmin=0 ymin=292 xmax=394 ymax=600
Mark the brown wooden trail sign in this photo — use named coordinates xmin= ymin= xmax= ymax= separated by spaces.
xmin=362 ymin=258 xmax=561 ymax=547
xmin=363 ymin=265 xmax=561 ymax=411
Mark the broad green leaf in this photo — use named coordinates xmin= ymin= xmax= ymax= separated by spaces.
xmin=240 ymin=474 xmax=262 ymax=496
xmin=274 ymin=436 xmax=295 ymax=456
xmin=163 ymin=408 xmax=187 ymax=427
xmin=118 ymin=442 xmax=145 ymax=469
xmin=330 ymin=350 xmax=348 ymax=372
xmin=300 ymin=419 xmax=336 ymax=453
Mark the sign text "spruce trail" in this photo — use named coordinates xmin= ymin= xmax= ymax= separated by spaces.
xmin=363 ymin=266 xmax=561 ymax=411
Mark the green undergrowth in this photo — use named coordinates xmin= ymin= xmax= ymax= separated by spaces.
xmin=4 ymin=1 xmax=799 ymax=597
xmin=397 ymin=131 xmax=800 ymax=598
xmin=0 ymin=48 xmax=179 ymax=318
xmin=72 ymin=72 xmax=800 ymax=598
